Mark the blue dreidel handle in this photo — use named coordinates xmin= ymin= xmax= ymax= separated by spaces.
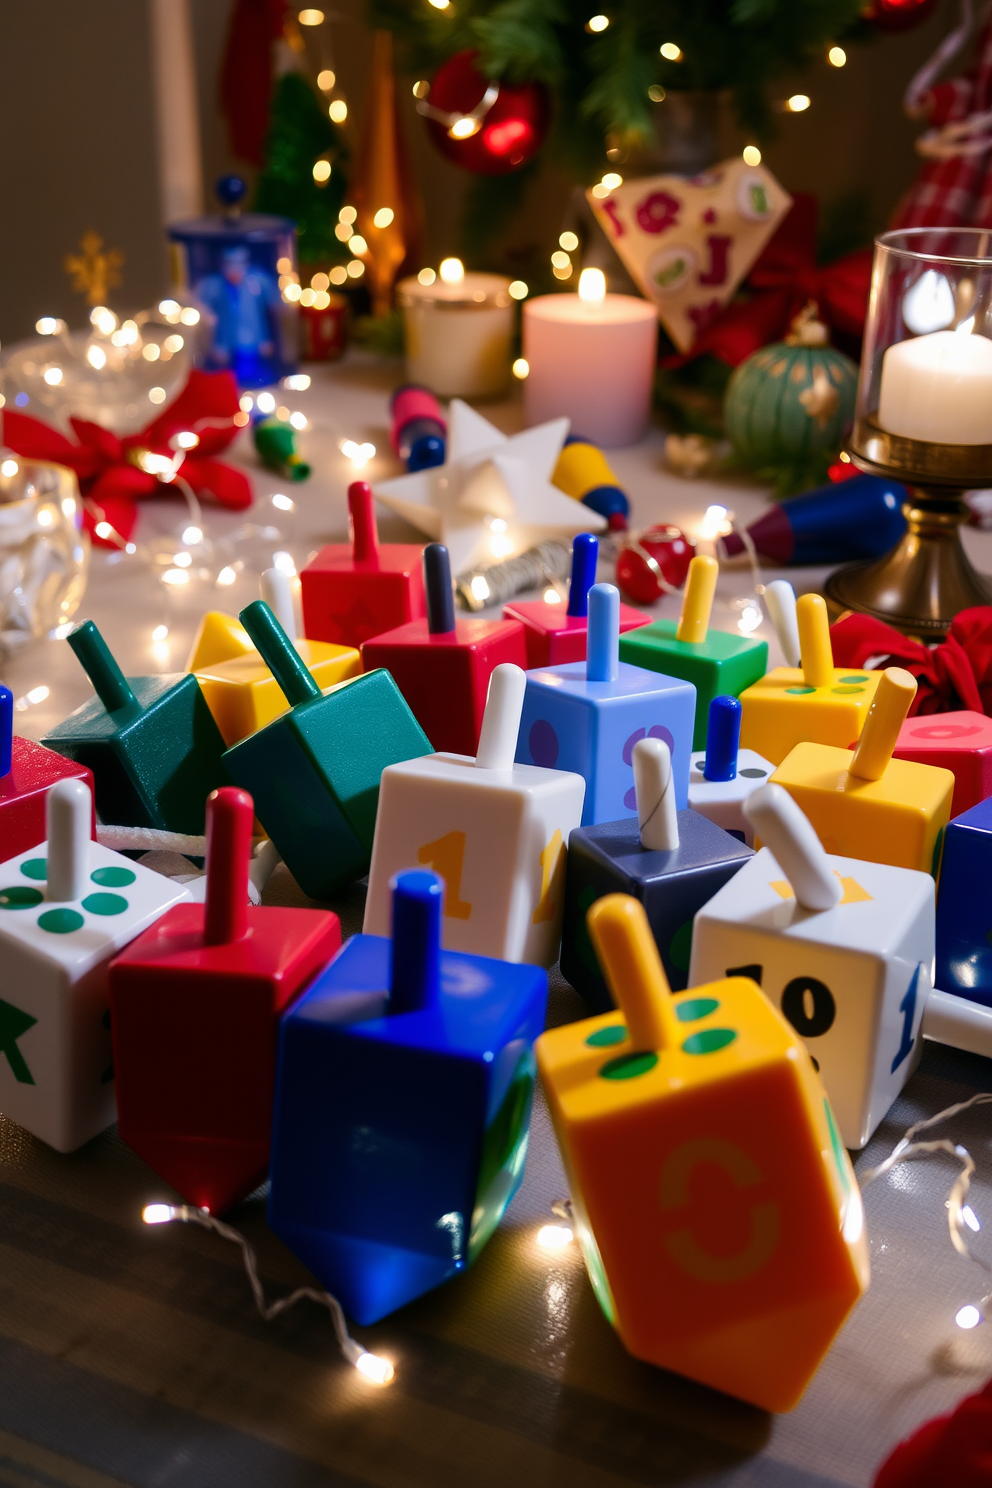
xmin=704 ymin=696 xmax=741 ymax=783
xmin=239 ymin=601 xmax=322 ymax=706
xmin=389 ymin=869 xmax=443 ymax=1013
xmin=67 ymin=620 xmax=138 ymax=714
xmin=586 ymin=583 xmax=620 ymax=683
xmin=424 ymin=543 xmax=456 ymax=636
xmin=566 ymin=533 xmax=599 ymax=619
xmin=0 ymin=683 xmax=12 ymax=777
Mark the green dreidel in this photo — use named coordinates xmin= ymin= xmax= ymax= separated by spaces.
xmin=42 ymin=621 xmax=228 ymax=834
xmin=223 ymin=600 xmax=433 ymax=898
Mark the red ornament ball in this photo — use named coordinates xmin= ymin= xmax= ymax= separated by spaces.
xmin=861 ymin=0 xmax=939 ymax=32
xmin=424 ymin=50 xmax=549 ymax=175
xmin=615 ymin=525 xmax=695 ymax=605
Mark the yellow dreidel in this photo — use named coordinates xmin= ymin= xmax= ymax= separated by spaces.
xmin=535 ymin=893 xmax=868 ymax=1413
xmin=771 ymin=666 xmax=954 ymax=873
xmin=186 ymin=610 xmax=255 ymax=671
xmin=676 ymin=554 xmax=719 ymax=644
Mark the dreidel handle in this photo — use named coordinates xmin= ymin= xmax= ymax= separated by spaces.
xmin=586 ymin=583 xmax=620 ymax=683
xmin=743 ymin=783 xmax=842 ymax=912
xmin=476 ymin=663 xmax=525 ymax=770
xmin=260 ymin=567 xmax=298 ymax=640
xmin=67 ymin=620 xmax=138 ymax=714
xmin=849 ymin=666 xmax=917 ymax=782
xmin=765 ymin=580 xmax=801 ymax=669
xmin=704 ymin=695 xmax=741 ymax=783
xmin=389 ymin=869 xmax=442 ymax=1013
xmin=424 ymin=543 xmax=456 ymax=636
xmin=633 ymin=737 xmax=679 ymax=850
xmin=676 ymin=554 xmax=718 ymax=644
xmin=566 ymin=533 xmax=599 ymax=619
xmin=0 ymin=684 xmax=11 ymax=778
xmin=349 ymin=481 xmax=380 ymax=564
xmin=204 ymin=787 xmax=253 ymax=945
xmin=796 ymin=593 xmax=833 ymax=688
xmin=46 ymin=778 xmax=91 ymax=902
xmin=587 ymin=895 xmax=681 ymax=1051
xmin=239 ymin=601 xmax=321 ymax=706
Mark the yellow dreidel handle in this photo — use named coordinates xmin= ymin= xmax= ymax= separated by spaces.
xmin=587 ymin=895 xmax=682 ymax=1052
xmin=796 ymin=593 xmax=833 ymax=688
xmin=848 ymin=666 xmax=918 ymax=782
xmin=676 ymin=554 xmax=719 ymax=644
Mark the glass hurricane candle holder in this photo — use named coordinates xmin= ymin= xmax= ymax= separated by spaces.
xmin=826 ymin=227 xmax=992 ymax=638
xmin=0 ymin=459 xmax=89 ymax=643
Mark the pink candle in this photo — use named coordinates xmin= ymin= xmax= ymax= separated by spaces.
xmin=523 ymin=275 xmax=657 ymax=447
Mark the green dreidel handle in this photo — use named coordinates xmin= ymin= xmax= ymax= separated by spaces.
xmin=239 ymin=601 xmax=321 ymax=707
xmin=67 ymin=621 xmax=138 ymax=713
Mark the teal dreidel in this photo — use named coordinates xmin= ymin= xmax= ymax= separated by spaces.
xmin=43 ymin=621 xmax=228 ymax=834
xmin=223 ymin=600 xmax=433 ymax=898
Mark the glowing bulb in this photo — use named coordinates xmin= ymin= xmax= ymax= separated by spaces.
xmin=272 ymin=493 xmax=295 ymax=511
xmin=182 ymin=525 xmax=203 ymax=545
xmin=276 ymin=406 xmax=291 ymax=421
xmin=37 ymin=509 xmax=53 ymax=527
xmin=240 ymin=394 xmax=255 ymax=412
xmin=217 ymin=566 xmax=237 ymax=586
xmin=94 ymin=521 xmax=114 ymax=539
xmin=449 ymin=116 xmax=480 ymax=139
xmin=36 ymin=317 xmax=58 ymax=335
xmin=347 ymin=260 xmax=365 ymax=278
xmin=143 ymin=1203 xmax=174 ymax=1224
xmin=142 ymin=343 xmax=161 ymax=361
xmin=339 ymin=205 xmax=357 ymax=224
xmin=828 ymin=45 xmax=846 ymax=67
xmin=489 ymin=517 xmax=508 ymax=533
xmin=536 ymin=1224 xmax=573 ymax=1249
xmin=489 ymin=534 xmax=512 ymax=558
xmin=61 ymin=497 xmax=76 ymax=517
xmin=428 ymin=0 xmax=450 ymax=8
xmin=256 ymin=391 xmax=277 ymax=414
xmin=164 ymin=334 xmax=184 ymax=353
xmin=551 ymin=250 xmax=571 ymax=270
xmin=152 ymin=624 xmax=169 ymax=642
xmin=559 ymin=231 xmax=579 ymax=251
xmin=1 ymin=460 xmax=19 ymax=477
xmin=543 ymin=588 xmax=562 ymax=605
xmin=175 ymin=431 xmax=199 ymax=450
xmin=310 ymin=272 xmax=330 ymax=292
xmin=373 ymin=207 xmax=394 ymax=228
xmin=660 ymin=41 xmax=682 ymax=60
xmin=91 ymin=306 xmax=117 ymax=335
xmin=587 ymin=13 xmax=608 ymax=30
xmin=290 ymin=411 xmax=307 ymax=430
xmin=963 ymin=1205 xmax=982 ymax=1232
xmin=737 ymin=602 xmax=762 ymax=634
xmin=440 ymin=257 xmax=465 ymax=285
xmin=470 ymin=575 xmax=490 ymax=602
xmin=162 ymin=568 xmax=189 ymax=586
xmin=179 ymin=307 xmax=200 ymax=325
xmin=44 ymin=367 xmax=63 ymax=386
xmin=742 ymin=144 xmax=761 ymax=166
xmin=787 ymin=94 xmax=811 ymax=112
xmin=578 ymin=268 xmax=607 ymax=304
xmin=601 ymin=171 xmax=622 ymax=189
xmin=283 ymin=282 xmax=302 ymax=300
xmin=512 ymin=357 xmax=530 ymax=379
xmin=87 ymin=344 xmax=107 ymax=369
xmin=158 ymin=299 xmax=181 ymax=319
xmin=355 ymin=1352 xmax=394 ymax=1384
xmin=648 ymin=84 xmax=665 ymax=102
xmin=418 ymin=267 xmax=437 ymax=285
xmin=328 ymin=99 xmax=348 ymax=123
xmin=329 ymin=266 xmax=347 ymax=285
xmin=149 ymin=387 xmax=167 ymax=404
xmin=508 ymin=280 xmax=528 ymax=300
xmin=317 ymin=69 xmax=335 ymax=90
xmin=349 ymin=235 xmax=368 ymax=256
xmin=24 ymin=686 xmax=50 ymax=706
xmin=300 ymin=288 xmax=316 ymax=307
xmin=313 ymin=159 xmax=332 ymax=183
xmin=700 ymin=503 xmax=730 ymax=539
xmin=902 ymin=269 xmax=955 ymax=334
xmin=284 ymin=374 xmax=311 ymax=390
xmin=173 ymin=551 xmax=193 ymax=568
xmin=298 ymin=7 xmax=324 ymax=22
xmin=957 ymin=1305 xmax=982 ymax=1329
xmin=273 ymin=550 xmax=297 ymax=576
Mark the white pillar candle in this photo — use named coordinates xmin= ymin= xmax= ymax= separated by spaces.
xmin=877 ymin=329 xmax=992 ymax=444
xmin=149 ymin=0 xmax=203 ymax=224
xmin=523 ymin=279 xmax=657 ymax=448
xmin=397 ymin=262 xmax=514 ymax=399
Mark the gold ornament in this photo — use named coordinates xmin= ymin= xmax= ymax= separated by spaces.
xmin=798 ymin=365 xmax=841 ymax=428
xmin=64 ymin=232 xmax=124 ymax=306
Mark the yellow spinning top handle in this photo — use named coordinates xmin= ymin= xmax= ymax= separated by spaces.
xmin=587 ymin=895 xmax=681 ymax=1052
xmin=849 ymin=666 xmax=917 ymax=782
xmin=676 ymin=554 xmax=718 ymax=644
xmin=796 ymin=593 xmax=833 ymax=688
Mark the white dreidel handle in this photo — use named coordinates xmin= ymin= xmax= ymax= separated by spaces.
xmin=46 ymin=777 xmax=91 ymax=902
xmin=764 ymin=580 xmax=801 ymax=669
xmin=922 ymin=988 xmax=992 ymax=1061
xmin=475 ymin=663 xmax=526 ymax=771
xmin=260 ymin=567 xmax=300 ymax=641
xmin=633 ymin=736 xmax=679 ymax=851
xmin=743 ymin=782 xmax=842 ymax=912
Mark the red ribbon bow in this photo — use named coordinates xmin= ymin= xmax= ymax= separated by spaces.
xmin=0 ymin=369 xmax=252 ymax=548
xmin=830 ymin=607 xmax=992 ymax=717
xmin=872 ymin=1377 xmax=992 ymax=1486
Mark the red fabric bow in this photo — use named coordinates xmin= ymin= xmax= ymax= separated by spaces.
xmin=830 ymin=606 xmax=992 ymax=717
xmin=1 ymin=370 xmax=252 ymax=548
xmin=872 ymin=1378 xmax=992 ymax=1486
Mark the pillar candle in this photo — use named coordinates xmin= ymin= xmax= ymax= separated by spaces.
xmin=397 ymin=263 xmax=514 ymax=398
xmin=877 ymin=330 xmax=992 ymax=445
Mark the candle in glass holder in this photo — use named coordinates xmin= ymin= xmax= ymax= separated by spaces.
xmin=397 ymin=259 xmax=514 ymax=399
xmin=877 ymin=329 xmax=992 ymax=444
xmin=523 ymin=270 xmax=658 ymax=448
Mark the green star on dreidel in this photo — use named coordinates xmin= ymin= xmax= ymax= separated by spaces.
xmin=0 ymin=997 xmax=37 ymax=1084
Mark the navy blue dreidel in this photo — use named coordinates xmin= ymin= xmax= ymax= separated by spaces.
xmin=688 ymin=695 xmax=774 ymax=846
xmin=267 ymin=868 xmax=548 ymax=1324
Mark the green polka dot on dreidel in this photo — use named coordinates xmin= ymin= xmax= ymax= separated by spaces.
xmin=586 ymin=1025 xmax=627 ymax=1048
xmin=82 ymin=893 xmax=128 ymax=916
xmin=38 ymin=908 xmax=85 ymax=934
xmin=0 ymin=886 xmax=44 ymax=909
xmin=600 ymin=1051 xmax=659 ymax=1080
xmin=675 ymin=996 xmax=720 ymax=1023
xmin=682 ymin=1027 xmax=737 ymax=1054
xmin=20 ymin=859 xmax=47 ymax=881
xmin=90 ymin=866 xmax=136 ymax=887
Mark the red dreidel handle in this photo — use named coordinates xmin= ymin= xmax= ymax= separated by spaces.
xmin=424 ymin=543 xmax=456 ymax=635
xmin=204 ymin=786 xmax=254 ymax=945
xmin=389 ymin=868 xmax=443 ymax=1013
xmin=349 ymin=481 xmax=380 ymax=565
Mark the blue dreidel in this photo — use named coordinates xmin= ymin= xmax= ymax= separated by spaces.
xmin=688 ymin=695 xmax=775 ymax=846
xmin=516 ymin=582 xmax=696 ymax=825
xmin=268 ymin=868 xmax=548 ymax=1325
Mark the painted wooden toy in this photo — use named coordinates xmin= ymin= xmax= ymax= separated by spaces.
xmin=770 ymin=667 xmax=954 ymax=874
xmin=0 ymin=778 xmax=190 ymax=1152
xmin=109 ymin=786 xmax=341 ymax=1214
xmin=552 ymin=435 xmax=630 ymax=527
xmin=300 ymin=480 xmax=427 ymax=648
xmin=223 ymin=601 xmax=432 ymax=900
xmin=537 ymin=894 xmax=868 ymax=1413
xmin=362 ymin=542 xmax=527 ymax=756
xmin=618 ymin=555 xmax=768 ymax=750
xmin=687 ymin=695 xmax=775 ymax=846
xmin=739 ymin=590 xmax=882 ymax=766
xmin=893 ymin=709 xmax=992 ymax=820
xmin=516 ymin=583 xmax=695 ymax=826
xmin=560 ymin=735 xmax=752 ymax=1006
xmin=186 ymin=610 xmax=256 ymax=673
xmin=502 ymin=533 xmax=650 ymax=668
xmin=269 ymin=868 xmax=547 ymax=1325
xmin=690 ymin=783 xmax=935 ymax=1150
xmin=0 ymin=684 xmax=96 ymax=857
xmin=43 ymin=621 xmax=228 ymax=835
xmin=192 ymin=567 xmax=361 ymax=745
xmin=365 ymin=664 xmax=584 ymax=966
xmin=936 ymin=796 xmax=992 ymax=1006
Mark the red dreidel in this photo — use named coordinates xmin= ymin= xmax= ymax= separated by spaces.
xmin=109 ymin=786 xmax=341 ymax=1214
xmin=363 ymin=541 xmax=527 ymax=755
xmin=0 ymin=683 xmax=96 ymax=856
xmin=300 ymin=481 xmax=427 ymax=648
xmin=503 ymin=533 xmax=651 ymax=667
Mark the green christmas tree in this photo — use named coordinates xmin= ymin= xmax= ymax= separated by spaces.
xmin=255 ymin=70 xmax=350 ymax=267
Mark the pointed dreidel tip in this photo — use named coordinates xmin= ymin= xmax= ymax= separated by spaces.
xmin=764 ymin=580 xmax=801 ymax=669
xmin=204 ymin=786 xmax=254 ymax=945
xmin=239 ymin=600 xmax=321 ymax=707
xmin=849 ymin=666 xmax=917 ymax=782
xmin=704 ymin=695 xmax=741 ymax=782
xmin=389 ymin=869 xmax=442 ymax=1013
xmin=260 ymin=567 xmax=298 ymax=641
xmin=587 ymin=895 xmax=681 ymax=1052
xmin=743 ymin=783 xmax=841 ymax=912
xmin=349 ymin=481 xmax=380 ymax=564
xmin=476 ymin=663 xmax=525 ymax=770
xmin=67 ymin=619 xmax=137 ymax=714
xmin=0 ymin=683 xmax=11 ymax=778
xmin=586 ymin=582 xmax=620 ymax=683
xmin=424 ymin=542 xmax=455 ymax=635
xmin=46 ymin=777 xmax=91 ymax=902
xmin=566 ymin=533 xmax=599 ymax=618
xmin=633 ymin=737 xmax=679 ymax=850
xmin=676 ymin=554 xmax=718 ymax=644
xmin=796 ymin=592 xmax=833 ymax=688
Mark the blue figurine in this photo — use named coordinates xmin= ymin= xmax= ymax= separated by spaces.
xmin=515 ymin=582 xmax=696 ymax=825
xmin=268 ymin=869 xmax=548 ymax=1325
xmin=936 ymin=798 xmax=992 ymax=1006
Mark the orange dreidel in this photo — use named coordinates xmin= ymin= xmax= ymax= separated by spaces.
xmin=535 ymin=894 xmax=869 ymax=1413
